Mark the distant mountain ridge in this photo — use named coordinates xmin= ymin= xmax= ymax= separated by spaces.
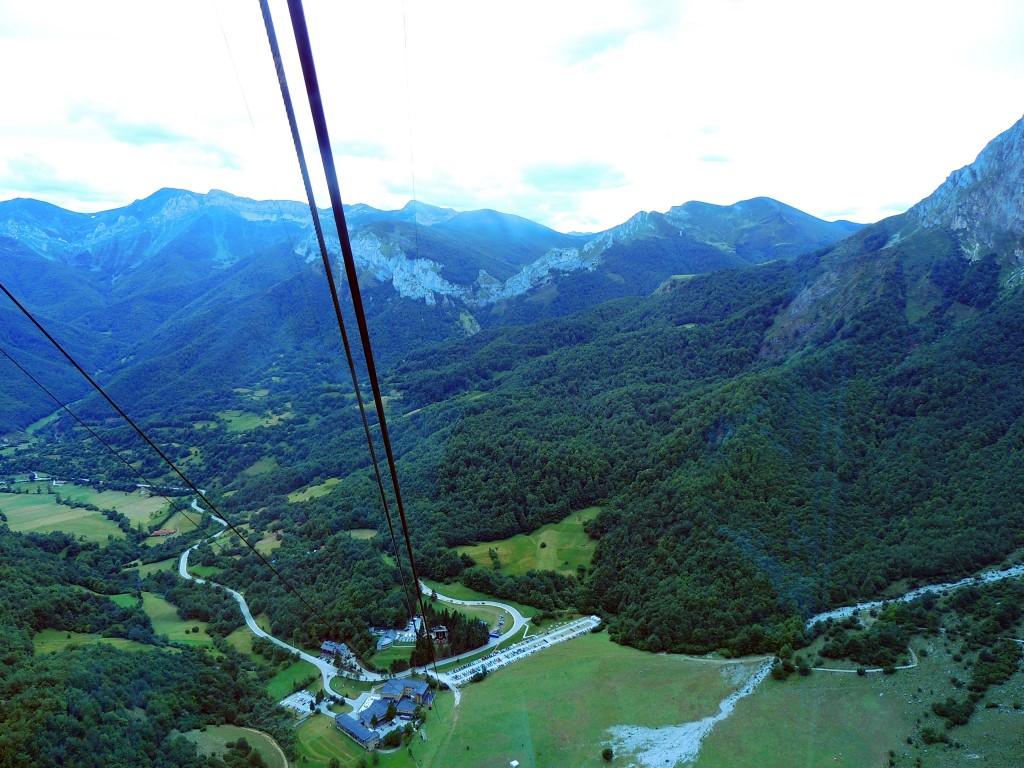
xmin=0 ymin=188 xmax=860 ymax=309
xmin=0 ymin=189 xmax=861 ymax=430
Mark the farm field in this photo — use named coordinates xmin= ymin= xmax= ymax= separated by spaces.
xmin=133 ymin=557 xmax=177 ymax=576
xmin=455 ymin=507 xmax=600 ymax=577
xmin=428 ymin=632 xmax=743 ymax=768
xmin=2 ymin=489 xmax=125 ymax=542
xmin=33 ymin=629 xmax=156 ymax=655
xmin=345 ymin=528 xmax=378 ymax=540
xmin=288 ymin=477 xmax=340 ymax=503
xmin=218 ymin=409 xmax=291 ymax=432
xmin=181 ymin=724 xmax=287 ymax=768
xmin=141 ymin=592 xmax=213 ymax=646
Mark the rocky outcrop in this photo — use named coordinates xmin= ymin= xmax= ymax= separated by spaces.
xmin=908 ymin=115 xmax=1024 ymax=256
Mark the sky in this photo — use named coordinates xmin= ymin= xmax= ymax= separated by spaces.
xmin=1 ymin=0 xmax=1023 ymax=233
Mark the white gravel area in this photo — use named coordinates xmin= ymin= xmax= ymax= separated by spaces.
xmin=605 ymin=659 xmax=772 ymax=767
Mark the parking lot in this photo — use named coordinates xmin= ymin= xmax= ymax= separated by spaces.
xmin=280 ymin=689 xmax=316 ymax=714
xmin=446 ymin=616 xmax=600 ymax=686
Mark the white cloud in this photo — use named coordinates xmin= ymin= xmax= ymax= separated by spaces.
xmin=1 ymin=0 xmax=1022 ymax=231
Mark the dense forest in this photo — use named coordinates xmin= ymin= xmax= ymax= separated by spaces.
xmin=0 ymin=524 xmax=294 ymax=768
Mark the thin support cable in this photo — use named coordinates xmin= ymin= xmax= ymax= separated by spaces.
xmin=0 ymin=345 xmax=201 ymax=533
xmin=258 ymin=0 xmax=419 ymax=629
xmin=0 ymin=281 xmax=331 ymax=628
xmin=283 ymin=0 xmax=439 ymax=674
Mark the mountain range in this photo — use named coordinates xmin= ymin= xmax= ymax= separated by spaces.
xmin=3 ymin=112 xmax=1023 ymax=660
xmin=0 ymin=186 xmax=859 ymax=430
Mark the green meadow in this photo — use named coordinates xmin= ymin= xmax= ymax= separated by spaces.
xmin=3 ymin=489 xmax=125 ymax=542
xmin=141 ymin=592 xmax=213 ymax=646
xmin=181 ymin=724 xmax=287 ymax=768
xmin=421 ymin=579 xmax=536 ymax=619
xmin=267 ymin=659 xmax=321 ymax=701
xmin=429 ymin=632 xmax=740 ymax=768
xmin=288 ymin=477 xmax=341 ymax=502
xmin=456 ymin=507 xmax=600 ymax=577
xmin=33 ymin=629 xmax=156 ymax=655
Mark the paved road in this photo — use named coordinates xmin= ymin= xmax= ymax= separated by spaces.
xmin=176 ymin=510 xmax=593 ymax=706
xmin=443 ymin=615 xmax=601 ymax=686
xmin=178 ymin=514 xmax=386 ymax=694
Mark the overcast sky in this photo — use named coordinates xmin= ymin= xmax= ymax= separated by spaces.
xmin=1 ymin=0 xmax=1023 ymax=233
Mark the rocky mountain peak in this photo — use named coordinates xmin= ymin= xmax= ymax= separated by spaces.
xmin=908 ymin=115 xmax=1024 ymax=253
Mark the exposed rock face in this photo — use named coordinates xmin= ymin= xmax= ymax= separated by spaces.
xmin=0 ymin=187 xmax=858 ymax=309
xmin=908 ymin=115 xmax=1024 ymax=256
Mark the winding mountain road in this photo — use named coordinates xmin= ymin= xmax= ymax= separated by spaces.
xmin=176 ymin=511 xmax=541 ymax=704
xmin=178 ymin=516 xmax=385 ymax=692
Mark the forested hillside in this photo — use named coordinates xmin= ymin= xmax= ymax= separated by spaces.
xmin=0 ymin=524 xmax=294 ymax=767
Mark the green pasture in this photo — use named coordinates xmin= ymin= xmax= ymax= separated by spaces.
xmin=455 ymin=507 xmax=600 ymax=577
xmin=33 ymin=629 xmax=156 ymax=655
xmin=255 ymin=534 xmax=284 ymax=554
xmin=218 ymin=409 xmax=292 ymax=432
xmin=697 ymin=665 xmax=918 ymax=767
xmin=108 ymin=593 xmax=139 ymax=608
xmin=143 ymin=509 xmax=201 ymax=544
xmin=141 ymin=592 xmax=213 ymax=646
xmin=181 ymin=724 xmax=287 ymax=768
xmin=288 ymin=477 xmax=340 ymax=503
xmin=345 ymin=528 xmax=378 ymax=540
xmin=188 ymin=564 xmax=223 ymax=579
xmin=422 ymin=579 xmax=536 ymax=619
xmin=242 ymin=457 xmax=279 ymax=475
xmin=133 ymin=557 xmax=176 ymax=577
xmin=225 ymin=626 xmax=255 ymax=656
xmin=430 ymin=632 xmax=742 ymax=768
xmin=2 ymin=490 xmax=125 ymax=542
xmin=267 ymin=659 xmax=321 ymax=700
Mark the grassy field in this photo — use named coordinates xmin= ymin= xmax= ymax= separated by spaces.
xmin=134 ymin=557 xmax=177 ymax=576
xmin=143 ymin=508 xmax=202 ymax=545
xmin=455 ymin=507 xmax=600 ymax=577
xmin=345 ymin=528 xmax=378 ymax=540
xmin=218 ymin=409 xmax=292 ymax=432
xmin=422 ymin=579 xmax=536 ymax=619
xmin=428 ymin=632 xmax=741 ymax=768
xmin=242 ymin=457 xmax=279 ymax=475
xmin=694 ymin=667 xmax=917 ymax=768
xmin=181 ymin=724 xmax=287 ymax=768
xmin=288 ymin=477 xmax=340 ymax=503
xmin=369 ymin=643 xmax=417 ymax=670
xmin=295 ymin=714 xmax=364 ymax=767
xmin=225 ymin=625 xmax=256 ymax=656
xmin=141 ymin=592 xmax=213 ymax=646
xmin=267 ymin=659 xmax=321 ymax=701
xmin=295 ymin=695 xmax=457 ymax=768
xmin=33 ymin=629 xmax=156 ymax=655
xmin=446 ymin=602 xmax=512 ymax=631
xmin=109 ymin=593 xmax=139 ymax=608
xmin=2 ymin=489 xmax=126 ymax=542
